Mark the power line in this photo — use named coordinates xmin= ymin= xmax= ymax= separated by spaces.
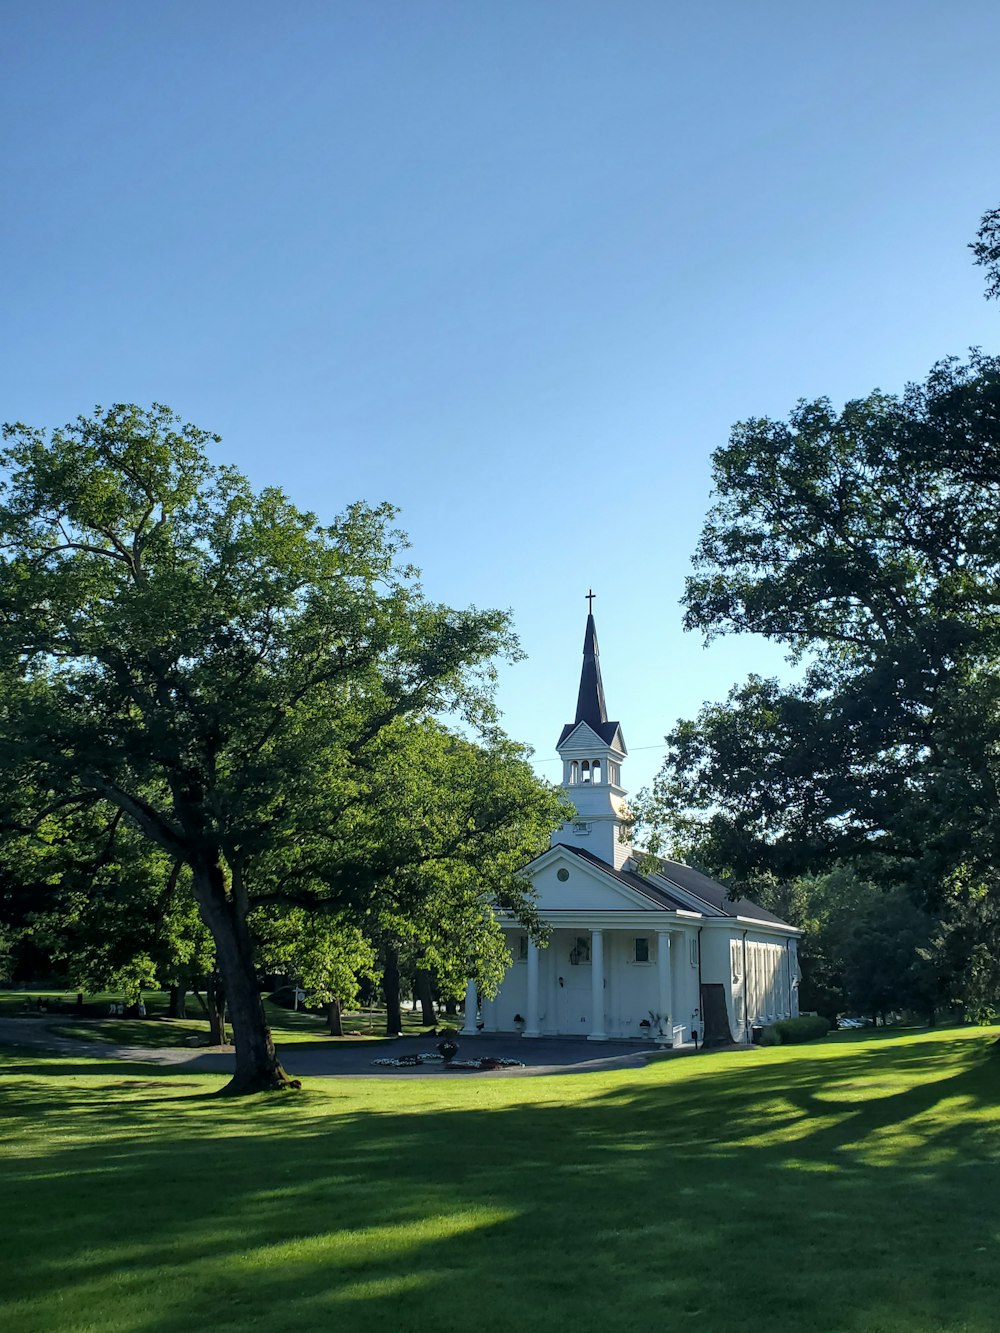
xmin=533 ymin=742 xmax=668 ymax=765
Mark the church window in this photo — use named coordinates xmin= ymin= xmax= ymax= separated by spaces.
xmin=633 ymin=937 xmax=650 ymax=963
xmin=592 ymin=759 xmax=602 ymax=784
xmin=581 ymin=760 xmax=591 ymax=783
xmin=569 ymin=937 xmax=591 ymax=966
xmin=730 ymin=940 xmax=743 ymax=984
xmin=517 ymin=935 xmax=529 ymax=961
xmin=569 ymin=761 xmax=579 ymax=784
xmin=573 ymin=821 xmax=591 ymax=835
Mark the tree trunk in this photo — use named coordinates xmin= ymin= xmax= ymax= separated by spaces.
xmin=443 ymin=997 xmax=457 ymax=1016
xmin=168 ymin=985 xmax=187 ymax=1019
xmin=415 ymin=968 xmax=436 ymax=1027
xmin=326 ymin=997 xmax=343 ymax=1037
xmin=383 ymin=943 xmax=403 ymax=1036
xmin=206 ymin=974 xmax=227 ymax=1045
xmin=192 ymin=860 xmax=298 ymax=1094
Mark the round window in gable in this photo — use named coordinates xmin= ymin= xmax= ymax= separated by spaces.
xmin=557 ymin=868 xmax=570 ymax=882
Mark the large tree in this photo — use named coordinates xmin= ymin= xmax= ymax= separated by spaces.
xmin=646 ymin=352 xmax=1000 ymax=870
xmin=636 ymin=352 xmax=1000 ymax=1020
xmin=0 ymin=404 xmax=558 ymax=1092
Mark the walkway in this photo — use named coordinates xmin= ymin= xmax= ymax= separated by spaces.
xmin=0 ymin=1018 xmax=681 ymax=1078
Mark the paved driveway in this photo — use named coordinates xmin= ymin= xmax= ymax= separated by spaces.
xmin=278 ymin=1034 xmax=661 ymax=1078
xmin=0 ymin=1018 xmax=666 ymax=1078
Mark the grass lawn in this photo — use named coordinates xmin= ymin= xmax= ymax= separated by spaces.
xmin=2 ymin=1028 xmax=999 ymax=1333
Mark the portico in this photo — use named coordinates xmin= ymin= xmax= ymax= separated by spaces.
xmin=483 ymin=901 xmax=702 ymax=1044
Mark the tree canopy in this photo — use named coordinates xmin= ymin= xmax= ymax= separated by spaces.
xmin=636 ymin=349 xmax=1000 ymax=1017
xmin=0 ymin=405 xmax=565 ymax=1091
xmin=646 ymin=353 xmax=1000 ymax=876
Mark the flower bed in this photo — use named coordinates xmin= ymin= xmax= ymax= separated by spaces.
xmin=371 ymin=1052 xmax=525 ymax=1070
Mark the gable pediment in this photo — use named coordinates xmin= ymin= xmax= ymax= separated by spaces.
xmin=522 ymin=846 xmax=660 ymax=913
xmin=556 ymin=719 xmax=626 ymax=755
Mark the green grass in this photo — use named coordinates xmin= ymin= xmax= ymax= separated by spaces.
xmin=2 ymin=1027 xmax=999 ymax=1333
xmin=47 ymin=1001 xmax=332 ymax=1048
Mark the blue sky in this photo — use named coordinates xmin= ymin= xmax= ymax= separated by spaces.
xmin=3 ymin=2 xmax=999 ymax=794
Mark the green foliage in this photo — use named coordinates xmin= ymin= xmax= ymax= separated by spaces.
xmin=924 ymin=867 xmax=1000 ymax=1023
xmin=256 ymin=909 xmax=376 ymax=1012
xmin=0 ymin=784 xmax=215 ymax=998
xmin=636 ymin=349 xmax=1000 ymax=1023
xmin=971 ymin=203 xmax=1000 ymax=301
xmin=0 ymin=404 xmax=565 ymax=1089
xmin=760 ymin=1015 xmax=831 ymax=1045
xmin=664 ymin=353 xmax=1000 ymax=880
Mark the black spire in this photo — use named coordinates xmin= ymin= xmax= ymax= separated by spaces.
xmin=556 ymin=598 xmax=625 ymax=750
xmin=575 ymin=612 xmax=608 ymax=730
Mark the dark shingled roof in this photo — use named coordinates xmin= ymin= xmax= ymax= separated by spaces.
xmin=576 ymin=612 xmax=607 ymax=728
xmin=556 ymin=612 xmax=625 ymax=750
xmin=642 ymin=855 xmax=792 ymax=927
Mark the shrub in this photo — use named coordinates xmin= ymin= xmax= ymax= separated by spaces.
xmin=760 ymin=1015 xmax=831 ymax=1045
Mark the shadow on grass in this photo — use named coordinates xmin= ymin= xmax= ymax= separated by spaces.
xmin=2 ymin=1033 xmax=999 ymax=1333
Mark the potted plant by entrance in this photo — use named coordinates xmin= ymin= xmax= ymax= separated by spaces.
xmin=638 ymin=1018 xmax=652 ymax=1039
xmin=513 ymin=1013 xmax=526 ymax=1034
xmin=648 ymin=1011 xmax=671 ymax=1045
xmin=436 ymin=1028 xmax=460 ymax=1063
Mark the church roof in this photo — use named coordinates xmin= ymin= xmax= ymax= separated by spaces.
xmin=557 ymin=611 xmax=625 ymax=750
xmin=543 ymin=845 xmax=793 ymax=928
xmin=558 ymin=845 xmax=691 ymax=910
xmin=641 ymin=854 xmax=792 ymax=926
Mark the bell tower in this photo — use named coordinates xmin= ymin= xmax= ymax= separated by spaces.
xmin=551 ymin=593 xmax=631 ymax=869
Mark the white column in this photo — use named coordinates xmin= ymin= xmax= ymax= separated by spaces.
xmin=589 ymin=929 xmax=607 ymax=1041
xmin=670 ymin=932 xmax=684 ymax=1046
xmin=524 ymin=937 xmax=541 ymax=1037
xmin=460 ymin=979 xmax=477 ymax=1035
xmin=656 ymin=930 xmax=672 ymax=1043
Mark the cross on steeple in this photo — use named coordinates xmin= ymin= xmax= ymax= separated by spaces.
xmin=585 ymin=588 xmax=596 ymax=613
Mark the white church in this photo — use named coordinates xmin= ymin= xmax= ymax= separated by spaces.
xmin=463 ymin=605 xmax=801 ymax=1047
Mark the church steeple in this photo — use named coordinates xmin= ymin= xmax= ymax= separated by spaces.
xmin=552 ymin=596 xmax=631 ymax=869
xmin=574 ymin=606 xmax=608 ymax=731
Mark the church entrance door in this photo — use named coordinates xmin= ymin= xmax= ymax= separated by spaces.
xmin=556 ymin=934 xmax=593 ymax=1036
